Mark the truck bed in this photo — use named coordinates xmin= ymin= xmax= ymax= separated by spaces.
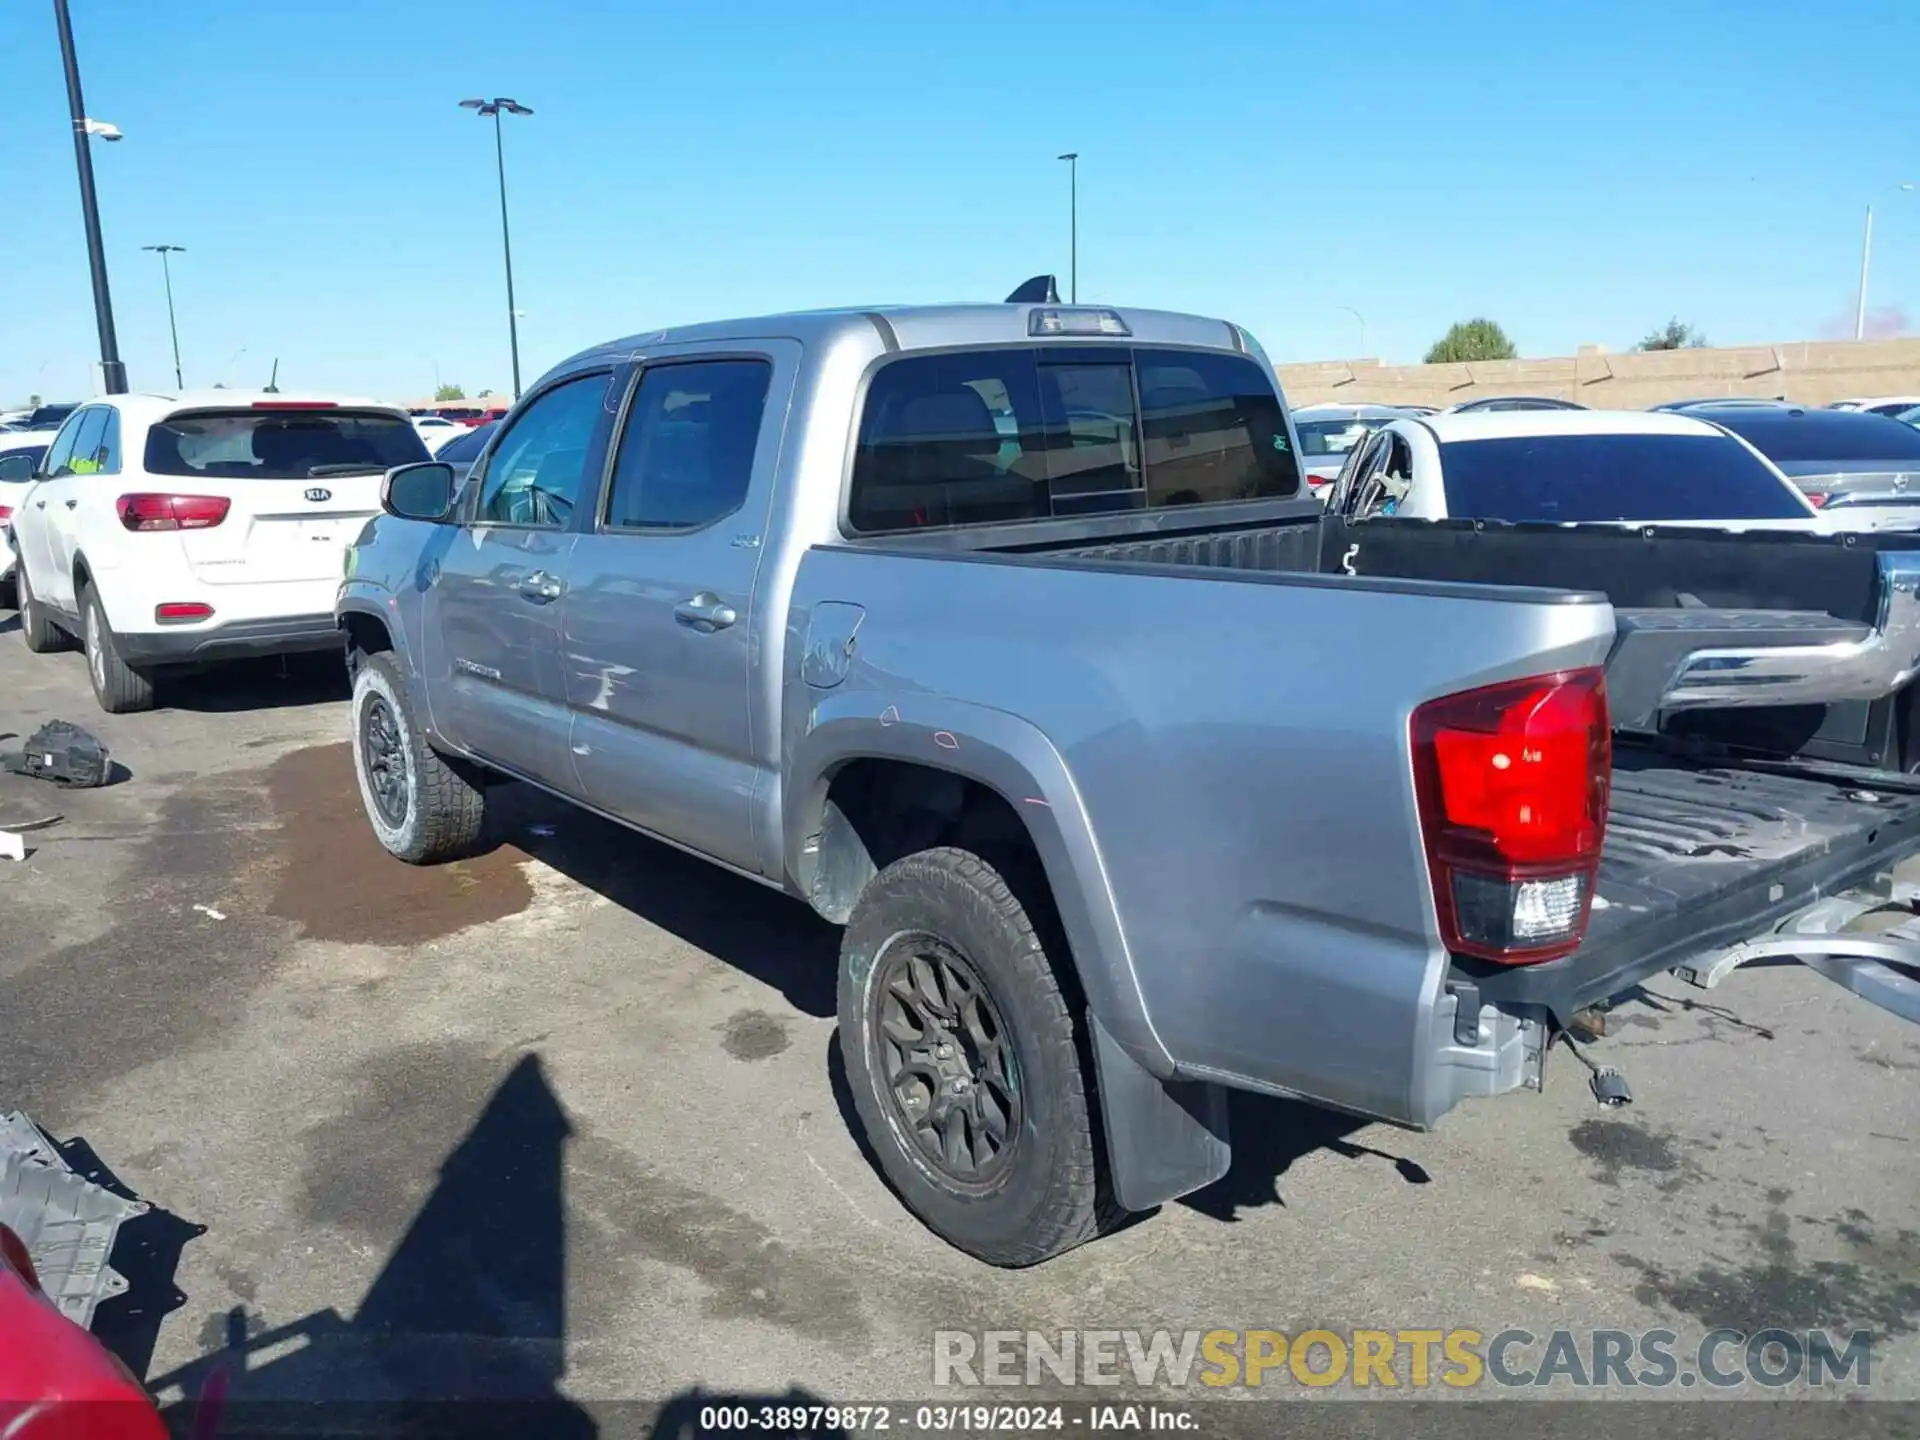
xmin=926 ymin=507 xmax=1920 ymax=1022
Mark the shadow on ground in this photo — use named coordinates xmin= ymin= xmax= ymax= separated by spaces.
xmin=159 ymin=653 xmax=351 ymax=715
xmin=144 ymin=1051 xmax=851 ymax=1437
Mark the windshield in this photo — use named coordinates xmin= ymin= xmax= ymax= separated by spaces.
xmin=1439 ymin=433 xmax=1814 ymax=522
xmin=145 ymin=409 xmax=430 ymax=479
xmin=1295 ymin=417 xmax=1391 ymax=458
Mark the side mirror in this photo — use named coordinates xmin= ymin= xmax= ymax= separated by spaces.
xmin=382 ymin=461 xmax=457 ymax=522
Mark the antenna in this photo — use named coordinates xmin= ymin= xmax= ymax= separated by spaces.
xmin=265 ymin=358 xmax=280 ymax=394
xmin=1005 ymin=275 xmax=1061 ymax=304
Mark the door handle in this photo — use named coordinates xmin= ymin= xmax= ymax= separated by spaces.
xmin=63 ymin=499 xmax=77 ymax=510
xmin=35 ymin=500 xmax=46 ymax=510
xmin=516 ymin=570 xmax=564 ymax=603
xmin=673 ymin=592 xmax=738 ymax=631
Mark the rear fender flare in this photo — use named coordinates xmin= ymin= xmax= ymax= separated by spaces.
xmin=788 ymin=692 xmax=1173 ymax=1078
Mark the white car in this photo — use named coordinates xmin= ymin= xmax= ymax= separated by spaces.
xmin=1325 ymin=409 xmax=1834 ymax=531
xmin=0 ymin=429 xmax=61 ymax=606
xmin=1830 ymin=396 xmax=1920 ymax=417
xmin=9 ymin=391 xmax=431 ymax=712
xmin=410 ymin=414 xmax=467 ymax=452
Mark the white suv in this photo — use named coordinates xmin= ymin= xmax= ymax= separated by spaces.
xmin=8 ymin=391 xmax=431 ymax=712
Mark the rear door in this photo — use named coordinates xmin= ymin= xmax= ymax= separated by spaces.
xmin=560 ymin=345 xmax=794 ymax=873
xmin=144 ymin=403 xmax=431 ymax=589
xmin=422 ymin=370 xmax=616 ymax=782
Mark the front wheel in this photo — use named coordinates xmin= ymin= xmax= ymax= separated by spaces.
xmin=82 ymin=585 xmax=156 ymax=714
xmin=351 ymin=651 xmax=487 ymax=864
xmin=837 ymin=846 xmax=1109 ymax=1267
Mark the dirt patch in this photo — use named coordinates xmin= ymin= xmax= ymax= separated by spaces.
xmin=265 ymin=743 xmax=532 ymax=945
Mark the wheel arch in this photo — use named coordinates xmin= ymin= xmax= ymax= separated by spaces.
xmin=787 ymin=694 xmax=1171 ymax=1078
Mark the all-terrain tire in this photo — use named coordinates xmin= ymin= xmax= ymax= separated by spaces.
xmin=351 ymin=650 xmax=487 ymax=864
xmin=81 ymin=585 xmax=157 ymax=714
xmin=838 ymin=845 xmax=1108 ymax=1267
xmin=16 ymin=558 xmax=72 ymax=654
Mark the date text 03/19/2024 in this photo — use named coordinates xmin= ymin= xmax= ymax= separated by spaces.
xmin=695 ymin=1403 xmax=1197 ymax=1432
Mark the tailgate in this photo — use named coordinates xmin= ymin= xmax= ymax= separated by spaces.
xmin=180 ymin=475 xmax=383 ymax=585
xmin=1460 ymin=749 xmax=1920 ymax=1021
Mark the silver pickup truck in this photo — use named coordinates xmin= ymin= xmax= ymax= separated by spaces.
xmin=337 ymin=297 xmax=1920 ymax=1267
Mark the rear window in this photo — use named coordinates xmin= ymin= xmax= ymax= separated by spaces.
xmin=435 ymin=422 xmax=495 ymax=464
xmin=145 ymin=409 xmax=431 ymax=480
xmin=847 ymin=346 xmax=1298 ymax=534
xmin=1711 ymin=411 xmax=1920 ymax=464
xmin=1295 ymin=417 xmax=1391 ymax=458
xmin=1439 ymin=433 xmax=1813 ymax=523
xmin=0 ymin=445 xmax=46 ymax=482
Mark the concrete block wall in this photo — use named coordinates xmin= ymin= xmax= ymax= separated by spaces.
xmin=1275 ymin=337 xmax=1920 ymax=411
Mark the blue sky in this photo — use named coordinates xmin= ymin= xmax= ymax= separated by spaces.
xmin=2 ymin=0 xmax=1916 ymax=404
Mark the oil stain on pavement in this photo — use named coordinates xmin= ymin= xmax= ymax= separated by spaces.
xmin=719 ymin=1009 xmax=792 ymax=1061
xmin=265 ymin=743 xmax=533 ymax=945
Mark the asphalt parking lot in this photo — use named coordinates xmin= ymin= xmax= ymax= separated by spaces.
xmin=1 ymin=620 xmax=1916 ymax=1414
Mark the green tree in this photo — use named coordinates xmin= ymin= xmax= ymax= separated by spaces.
xmin=1636 ymin=317 xmax=1708 ymax=351
xmin=477 ymin=388 xmax=495 ymax=398
xmin=434 ymin=382 xmax=466 ymax=401
xmin=1424 ymin=319 xmax=1518 ymax=364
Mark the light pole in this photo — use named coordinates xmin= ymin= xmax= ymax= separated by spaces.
xmin=1856 ymin=182 xmax=1915 ymax=341
xmin=53 ymin=0 xmax=127 ymax=394
xmin=1336 ymin=306 xmax=1366 ymax=356
xmin=461 ymin=96 xmax=533 ymax=400
xmin=1057 ymin=152 xmax=1078 ymax=303
xmin=143 ymin=244 xmax=186 ymax=388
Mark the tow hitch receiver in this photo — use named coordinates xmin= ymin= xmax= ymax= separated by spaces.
xmin=1672 ymin=893 xmax=1920 ymax=1026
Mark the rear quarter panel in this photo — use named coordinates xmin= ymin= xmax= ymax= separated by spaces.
xmin=784 ymin=545 xmax=1616 ymax=1123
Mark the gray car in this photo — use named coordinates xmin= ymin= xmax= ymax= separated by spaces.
xmin=339 ymin=297 xmax=1920 ymax=1267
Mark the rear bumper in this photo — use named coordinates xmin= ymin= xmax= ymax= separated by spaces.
xmin=114 ymin=613 xmax=343 ymax=666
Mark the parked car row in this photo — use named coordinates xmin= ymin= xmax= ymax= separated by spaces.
xmin=7 ymin=302 xmax=1920 ymax=1272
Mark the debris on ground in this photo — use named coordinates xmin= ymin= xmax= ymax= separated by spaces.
xmin=0 ymin=721 xmax=113 ymax=788
xmin=0 ymin=1113 xmax=147 ymax=1330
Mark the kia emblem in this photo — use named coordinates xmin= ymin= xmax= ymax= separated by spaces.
xmin=304 ymin=487 xmax=332 ymax=503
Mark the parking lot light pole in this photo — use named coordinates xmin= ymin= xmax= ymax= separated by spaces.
xmin=54 ymin=0 xmax=127 ymax=395
xmin=1057 ymin=152 xmax=1078 ymax=303
xmin=1856 ymin=182 xmax=1916 ymax=341
xmin=142 ymin=244 xmax=186 ymax=389
xmin=461 ymin=96 xmax=533 ymax=400
xmin=1336 ymin=306 xmax=1366 ymax=356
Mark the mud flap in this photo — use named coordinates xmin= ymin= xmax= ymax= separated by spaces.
xmin=1090 ymin=1016 xmax=1232 ymax=1211
xmin=0 ymin=1112 xmax=147 ymax=1329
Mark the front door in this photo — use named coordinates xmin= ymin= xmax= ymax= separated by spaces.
xmin=561 ymin=346 xmax=795 ymax=874
xmin=422 ymin=370 xmax=615 ymax=784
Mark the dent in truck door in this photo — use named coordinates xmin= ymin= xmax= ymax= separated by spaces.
xmin=561 ymin=346 xmax=794 ymax=875
xmin=424 ymin=371 xmax=614 ymax=780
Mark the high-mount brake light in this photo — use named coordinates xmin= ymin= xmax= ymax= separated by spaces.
xmin=1028 ymin=308 xmax=1131 ymax=337
xmin=116 ymin=494 xmax=231 ymax=531
xmin=1411 ymin=668 xmax=1611 ymax=964
xmin=251 ymin=400 xmax=337 ymax=410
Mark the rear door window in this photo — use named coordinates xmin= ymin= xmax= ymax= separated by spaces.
xmin=146 ymin=409 xmax=431 ymax=479
xmin=1439 ymin=433 xmax=1815 ymax=522
xmin=847 ymin=345 xmax=1298 ymax=533
xmin=603 ymin=359 xmax=772 ymax=531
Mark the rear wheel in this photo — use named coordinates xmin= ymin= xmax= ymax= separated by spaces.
xmin=837 ymin=846 xmax=1108 ymax=1267
xmin=82 ymin=585 xmax=157 ymax=714
xmin=16 ymin=558 xmax=73 ymax=655
xmin=351 ymin=651 xmax=487 ymax=864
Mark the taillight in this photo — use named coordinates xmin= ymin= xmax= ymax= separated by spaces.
xmin=1411 ymin=668 xmax=1610 ymax=964
xmin=1803 ymin=491 xmax=1829 ymax=509
xmin=156 ymin=602 xmax=214 ymax=622
xmin=0 ymin=503 xmax=12 ymax=522
xmin=117 ymin=494 xmax=231 ymax=531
